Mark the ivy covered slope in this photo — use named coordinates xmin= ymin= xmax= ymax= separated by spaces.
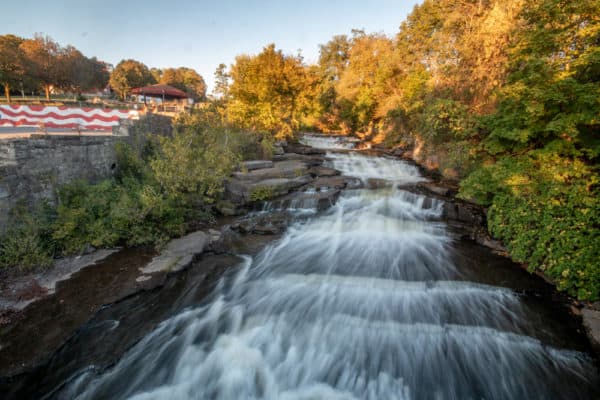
xmin=459 ymin=1 xmax=600 ymax=300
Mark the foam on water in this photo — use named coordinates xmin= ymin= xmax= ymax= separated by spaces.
xmin=300 ymin=134 xmax=358 ymax=150
xmin=327 ymin=152 xmax=424 ymax=183
xmin=56 ymin=153 xmax=599 ymax=400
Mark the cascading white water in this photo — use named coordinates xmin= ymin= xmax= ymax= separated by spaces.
xmin=300 ymin=134 xmax=359 ymax=150
xmin=57 ymin=153 xmax=598 ymax=400
xmin=328 ymin=152 xmax=424 ymax=183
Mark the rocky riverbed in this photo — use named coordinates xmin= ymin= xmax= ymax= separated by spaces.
xmin=1 ymin=134 xmax=598 ymax=399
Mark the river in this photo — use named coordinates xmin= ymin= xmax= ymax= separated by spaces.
xmin=13 ymin=136 xmax=600 ymax=399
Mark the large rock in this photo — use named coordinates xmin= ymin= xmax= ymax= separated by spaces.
xmin=138 ymin=231 xmax=209 ymax=278
xmin=442 ymin=202 xmax=484 ymax=225
xmin=232 ymin=160 xmax=309 ymax=182
xmin=231 ymin=212 xmax=290 ymax=235
xmin=309 ymin=166 xmax=340 ymax=177
xmin=417 ymin=181 xmax=455 ymax=197
xmin=284 ymin=143 xmax=326 ymax=155
xmin=266 ymin=188 xmax=341 ymax=212
xmin=239 ymin=160 xmax=274 ymax=171
xmin=225 ymin=175 xmax=313 ymax=205
xmin=272 ymin=153 xmax=324 ymax=166
xmin=306 ymin=176 xmax=361 ymax=192
xmin=582 ymin=308 xmax=600 ymax=350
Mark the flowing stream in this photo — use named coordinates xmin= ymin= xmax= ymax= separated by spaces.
xmin=49 ymin=136 xmax=598 ymax=399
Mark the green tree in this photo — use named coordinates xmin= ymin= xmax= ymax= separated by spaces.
xmin=19 ymin=35 xmax=61 ymax=100
xmin=159 ymin=67 xmax=206 ymax=100
xmin=150 ymin=113 xmax=239 ymax=203
xmin=459 ymin=0 xmax=600 ymax=300
xmin=0 ymin=34 xmax=25 ymax=102
xmin=109 ymin=59 xmax=156 ymax=100
xmin=213 ymin=63 xmax=230 ymax=99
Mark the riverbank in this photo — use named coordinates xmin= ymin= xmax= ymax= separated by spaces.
xmin=356 ymin=135 xmax=600 ymax=354
xmin=1 ymin=135 xmax=598 ymax=397
xmin=0 ymin=139 xmax=344 ymax=381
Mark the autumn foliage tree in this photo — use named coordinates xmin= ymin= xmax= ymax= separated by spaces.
xmin=109 ymin=59 xmax=156 ymax=100
xmin=227 ymin=44 xmax=308 ymax=137
xmin=159 ymin=67 xmax=207 ymax=101
xmin=0 ymin=34 xmax=109 ymax=101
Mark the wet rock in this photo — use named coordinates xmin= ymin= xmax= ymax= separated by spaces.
xmin=206 ymin=229 xmax=226 ymax=253
xmin=239 ymin=160 xmax=274 ymax=171
xmin=0 ymin=308 xmax=23 ymax=326
xmin=0 ymin=249 xmax=119 ymax=310
xmin=365 ymin=178 xmax=394 ymax=189
xmin=232 ymin=160 xmax=309 ymax=182
xmin=284 ymin=143 xmax=326 ymax=155
xmin=442 ymin=202 xmax=483 ymax=225
xmin=272 ymin=153 xmax=324 ymax=166
xmin=138 ymin=231 xmax=209 ymax=278
xmin=473 ymin=230 xmax=508 ymax=254
xmin=231 ymin=212 xmax=289 ymax=235
xmin=267 ymin=188 xmax=341 ymax=212
xmin=273 ymin=141 xmax=285 ymax=156
xmin=225 ymin=175 xmax=313 ymax=205
xmin=215 ymin=200 xmax=243 ymax=216
xmin=309 ymin=166 xmax=340 ymax=177
xmin=582 ymin=308 xmax=600 ymax=350
xmin=418 ymin=182 xmax=453 ymax=197
xmin=307 ymin=176 xmax=355 ymax=191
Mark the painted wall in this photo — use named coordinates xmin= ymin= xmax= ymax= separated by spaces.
xmin=0 ymin=105 xmax=137 ymax=131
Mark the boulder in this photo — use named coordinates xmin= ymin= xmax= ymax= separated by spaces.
xmin=272 ymin=153 xmax=324 ymax=166
xmin=232 ymin=160 xmax=309 ymax=182
xmin=225 ymin=175 xmax=313 ymax=205
xmin=418 ymin=181 xmax=454 ymax=197
xmin=307 ymin=176 xmax=360 ymax=191
xmin=231 ymin=212 xmax=289 ymax=235
xmin=138 ymin=231 xmax=209 ymax=276
xmin=239 ymin=160 xmax=274 ymax=171
xmin=284 ymin=143 xmax=326 ymax=155
xmin=309 ymin=166 xmax=340 ymax=177
xmin=582 ymin=308 xmax=600 ymax=350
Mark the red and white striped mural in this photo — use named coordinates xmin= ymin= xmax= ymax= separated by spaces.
xmin=0 ymin=105 xmax=138 ymax=131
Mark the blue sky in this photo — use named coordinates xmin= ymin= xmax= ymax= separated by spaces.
xmin=2 ymin=0 xmax=420 ymax=91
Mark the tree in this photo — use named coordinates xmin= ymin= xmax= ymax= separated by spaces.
xmin=109 ymin=59 xmax=155 ymax=100
xmin=227 ymin=44 xmax=308 ymax=136
xmin=159 ymin=67 xmax=206 ymax=100
xmin=54 ymin=46 xmax=108 ymax=94
xmin=19 ymin=35 xmax=60 ymax=100
xmin=335 ymin=33 xmax=395 ymax=133
xmin=0 ymin=34 xmax=25 ymax=102
xmin=213 ymin=63 xmax=230 ymax=99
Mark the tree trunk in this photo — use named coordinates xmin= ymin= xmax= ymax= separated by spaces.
xmin=45 ymin=85 xmax=50 ymax=101
xmin=4 ymin=83 xmax=10 ymax=103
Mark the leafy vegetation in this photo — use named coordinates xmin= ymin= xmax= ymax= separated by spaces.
xmin=0 ymin=34 xmax=109 ymax=101
xmin=1 ymin=0 xmax=598 ymax=299
xmin=206 ymin=0 xmax=599 ymax=300
xmin=249 ymin=186 xmax=275 ymax=202
xmin=0 ymin=114 xmax=256 ymax=271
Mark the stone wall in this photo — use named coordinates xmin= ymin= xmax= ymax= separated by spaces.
xmin=0 ymin=135 xmax=123 ymax=228
xmin=0 ymin=114 xmax=174 ymax=230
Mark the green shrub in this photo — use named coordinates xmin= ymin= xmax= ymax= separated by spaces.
xmin=0 ymin=114 xmax=252 ymax=271
xmin=460 ymin=151 xmax=600 ymax=300
xmin=250 ymin=186 xmax=275 ymax=201
xmin=0 ymin=203 xmax=55 ymax=272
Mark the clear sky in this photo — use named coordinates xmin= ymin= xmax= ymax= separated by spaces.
xmin=2 ymin=0 xmax=420 ymax=92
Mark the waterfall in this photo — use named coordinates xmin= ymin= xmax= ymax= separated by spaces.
xmin=55 ymin=150 xmax=599 ymax=400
